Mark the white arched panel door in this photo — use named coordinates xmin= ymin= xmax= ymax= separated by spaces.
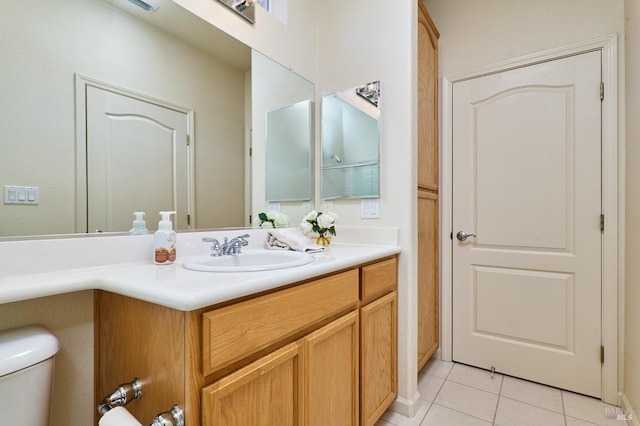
xmin=86 ymin=86 xmax=190 ymax=232
xmin=452 ymin=51 xmax=602 ymax=397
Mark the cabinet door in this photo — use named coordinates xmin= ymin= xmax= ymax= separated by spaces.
xmin=360 ymin=292 xmax=397 ymax=426
xmin=418 ymin=190 xmax=439 ymax=369
xmin=304 ymin=311 xmax=359 ymax=426
xmin=417 ymin=1 xmax=439 ymax=191
xmin=201 ymin=342 xmax=302 ymax=426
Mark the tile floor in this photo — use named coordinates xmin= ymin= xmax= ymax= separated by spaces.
xmin=377 ymin=359 xmax=629 ymax=426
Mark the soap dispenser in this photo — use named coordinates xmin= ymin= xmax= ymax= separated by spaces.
xmin=129 ymin=212 xmax=149 ymax=235
xmin=154 ymin=211 xmax=176 ymax=265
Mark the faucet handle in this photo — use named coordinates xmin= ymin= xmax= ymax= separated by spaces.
xmin=202 ymin=237 xmax=222 ymax=257
xmin=235 ymin=234 xmax=250 ymax=253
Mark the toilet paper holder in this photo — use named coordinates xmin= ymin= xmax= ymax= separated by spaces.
xmin=150 ymin=405 xmax=184 ymax=426
xmin=98 ymin=378 xmax=143 ymax=415
xmin=98 ymin=378 xmax=184 ymax=426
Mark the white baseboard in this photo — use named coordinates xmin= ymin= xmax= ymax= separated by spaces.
xmin=433 ymin=347 xmax=442 ymax=361
xmin=384 ymin=397 xmax=429 ymax=426
xmin=620 ymin=392 xmax=638 ymax=426
xmin=388 ymin=391 xmax=422 ymax=418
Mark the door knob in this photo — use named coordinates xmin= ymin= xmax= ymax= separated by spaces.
xmin=456 ymin=231 xmax=476 ymax=241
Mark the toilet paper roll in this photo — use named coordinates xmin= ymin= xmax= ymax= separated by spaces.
xmin=99 ymin=406 xmax=143 ymax=426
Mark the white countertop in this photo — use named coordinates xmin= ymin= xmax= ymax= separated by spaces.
xmin=0 ymin=229 xmax=400 ymax=311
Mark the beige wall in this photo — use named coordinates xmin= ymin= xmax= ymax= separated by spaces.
xmin=174 ymin=0 xmax=319 ymax=83
xmin=625 ymin=0 xmax=640 ymax=416
xmin=425 ymin=0 xmax=624 ymax=78
xmin=0 ymin=292 xmax=94 ymax=426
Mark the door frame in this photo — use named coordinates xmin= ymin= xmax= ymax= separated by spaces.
xmin=439 ymin=35 xmax=620 ymax=403
xmin=74 ymin=74 xmax=195 ymax=233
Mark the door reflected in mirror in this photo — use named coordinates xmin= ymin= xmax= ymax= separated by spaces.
xmin=321 ymin=81 xmax=381 ymax=200
xmin=0 ymin=0 xmax=314 ymax=239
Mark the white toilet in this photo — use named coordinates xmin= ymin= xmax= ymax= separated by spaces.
xmin=0 ymin=325 xmax=60 ymax=425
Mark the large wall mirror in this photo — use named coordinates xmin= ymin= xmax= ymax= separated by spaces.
xmin=251 ymin=50 xmax=314 ymax=225
xmin=0 ymin=0 xmax=314 ymax=239
xmin=321 ymin=81 xmax=380 ymax=199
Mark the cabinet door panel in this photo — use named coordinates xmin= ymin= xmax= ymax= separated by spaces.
xmin=418 ymin=190 xmax=439 ymax=368
xmin=361 ymin=291 xmax=397 ymax=426
xmin=202 ymin=343 xmax=302 ymax=426
xmin=203 ymin=269 xmax=358 ymax=376
xmin=417 ymin=1 xmax=439 ymax=191
xmin=304 ymin=311 xmax=359 ymax=426
xmin=361 ymin=257 xmax=397 ymax=304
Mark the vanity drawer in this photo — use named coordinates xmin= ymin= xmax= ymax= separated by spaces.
xmin=360 ymin=258 xmax=397 ymax=304
xmin=202 ymin=269 xmax=359 ymax=376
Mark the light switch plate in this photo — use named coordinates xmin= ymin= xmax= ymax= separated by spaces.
xmin=4 ymin=185 xmax=39 ymax=205
xmin=267 ymin=202 xmax=281 ymax=212
xmin=302 ymin=202 xmax=312 ymax=215
xmin=361 ymin=199 xmax=379 ymax=219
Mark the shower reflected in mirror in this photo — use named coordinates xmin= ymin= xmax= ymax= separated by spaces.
xmin=321 ymin=81 xmax=381 ymax=199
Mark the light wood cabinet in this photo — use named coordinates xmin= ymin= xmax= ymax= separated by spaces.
xmin=417 ymin=190 xmax=439 ymax=367
xmin=95 ymin=257 xmax=397 ymax=426
xmin=202 ymin=342 xmax=303 ymax=426
xmin=359 ymin=259 xmax=398 ymax=426
xmin=304 ymin=311 xmax=359 ymax=426
xmin=360 ymin=292 xmax=397 ymax=426
xmin=417 ymin=0 xmax=440 ymax=370
xmin=201 ymin=270 xmax=359 ymax=376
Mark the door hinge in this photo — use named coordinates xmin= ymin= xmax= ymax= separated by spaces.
xmin=249 ymin=214 xmax=252 ymax=225
xmin=600 ymin=82 xmax=604 ymax=101
xmin=600 ymin=214 xmax=605 ymax=232
xmin=187 ymin=214 xmax=191 ymax=226
xmin=186 ymin=134 xmax=191 ymax=146
xmin=601 ymin=345 xmax=605 ymax=363
xmin=249 ymin=147 xmax=252 ymax=157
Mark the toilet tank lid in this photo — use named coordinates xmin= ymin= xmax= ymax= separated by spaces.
xmin=0 ymin=325 xmax=60 ymax=377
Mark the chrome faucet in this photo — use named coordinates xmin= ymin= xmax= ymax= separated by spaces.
xmin=202 ymin=234 xmax=249 ymax=257
xmin=202 ymin=237 xmax=222 ymax=256
xmin=221 ymin=234 xmax=250 ymax=255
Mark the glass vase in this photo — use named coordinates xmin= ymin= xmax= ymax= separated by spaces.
xmin=314 ymin=235 xmax=332 ymax=246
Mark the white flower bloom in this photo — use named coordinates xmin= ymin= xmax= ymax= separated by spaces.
xmin=300 ymin=221 xmax=313 ymax=235
xmin=273 ymin=213 xmax=289 ymax=227
xmin=260 ymin=221 xmax=273 ymax=229
xmin=317 ymin=212 xmax=335 ymax=230
xmin=266 ymin=211 xmax=277 ymax=220
xmin=303 ymin=210 xmax=318 ymax=222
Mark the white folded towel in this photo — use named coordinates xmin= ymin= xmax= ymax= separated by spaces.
xmin=266 ymin=228 xmax=325 ymax=252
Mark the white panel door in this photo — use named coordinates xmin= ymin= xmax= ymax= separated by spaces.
xmin=86 ymin=86 xmax=190 ymax=232
xmin=452 ymin=51 xmax=602 ymax=397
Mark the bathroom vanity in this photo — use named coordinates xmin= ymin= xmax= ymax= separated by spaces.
xmin=94 ymin=249 xmax=398 ymax=426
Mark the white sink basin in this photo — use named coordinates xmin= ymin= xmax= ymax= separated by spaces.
xmin=182 ymin=250 xmax=315 ymax=272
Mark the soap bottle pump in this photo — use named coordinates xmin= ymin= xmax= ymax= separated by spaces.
xmin=129 ymin=212 xmax=149 ymax=235
xmin=154 ymin=211 xmax=177 ymax=265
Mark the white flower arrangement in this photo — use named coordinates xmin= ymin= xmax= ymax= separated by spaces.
xmin=258 ymin=211 xmax=289 ymax=228
xmin=300 ymin=210 xmax=338 ymax=238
